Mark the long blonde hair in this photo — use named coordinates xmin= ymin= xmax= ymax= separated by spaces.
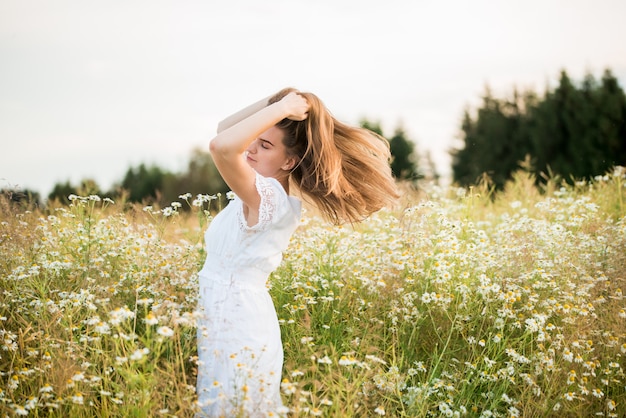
xmin=269 ymin=88 xmax=399 ymax=225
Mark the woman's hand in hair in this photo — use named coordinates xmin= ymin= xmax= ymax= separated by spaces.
xmin=280 ymin=92 xmax=309 ymax=121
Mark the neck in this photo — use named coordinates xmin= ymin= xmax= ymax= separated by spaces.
xmin=271 ymin=171 xmax=290 ymax=194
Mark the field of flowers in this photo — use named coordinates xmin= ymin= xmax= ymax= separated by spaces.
xmin=1 ymin=169 xmax=625 ymax=417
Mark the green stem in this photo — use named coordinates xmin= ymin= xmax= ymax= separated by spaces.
xmin=427 ymin=313 xmax=457 ymax=384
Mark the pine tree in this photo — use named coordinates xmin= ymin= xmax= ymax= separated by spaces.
xmin=452 ymin=87 xmax=530 ymax=189
xmin=597 ymin=69 xmax=626 ymax=168
xmin=360 ymin=119 xmax=420 ymax=182
xmin=454 ymin=69 xmax=626 ymax=188
xmin=389 ymin=127 xmax=420 ymax=181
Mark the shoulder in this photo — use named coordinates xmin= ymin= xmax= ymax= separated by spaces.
xmin=255 ymin=173 xmax=287 ymax=203
xmin=253 ymin=173 xmax=301 ymax=228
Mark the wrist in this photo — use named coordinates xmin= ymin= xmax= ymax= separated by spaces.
xmin=267 ymin=99 xmax=291 ymax=120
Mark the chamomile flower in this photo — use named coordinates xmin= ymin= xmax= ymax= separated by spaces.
xmin=157 ymin=326 xmax=175 ymax=338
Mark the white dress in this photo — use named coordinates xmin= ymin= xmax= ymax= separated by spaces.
xmin=196 ymin=173 xmax=301 ymax=417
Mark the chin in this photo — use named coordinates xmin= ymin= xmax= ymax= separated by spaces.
xmin=254 ymin=169 xmax=274 ymax=178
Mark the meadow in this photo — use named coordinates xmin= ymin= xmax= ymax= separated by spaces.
xmin=1 ymin=168 xmax=625 ymax=417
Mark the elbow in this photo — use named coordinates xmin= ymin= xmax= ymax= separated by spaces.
xmin=208 ymin=136 xmax=220 ymax=156
xmin=208 ymin=135 xmax=233 ymax=160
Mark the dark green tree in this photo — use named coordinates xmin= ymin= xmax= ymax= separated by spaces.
xmin=452 ymin=88 xmax=531 ymax=189
xmin=48 ymin=180 xmax=78 ymax=203
xmin=452 ymin=68 xmax=626 ymax=188
xmin=118 ymin=163 xmax=174 ymax=203
xmin=48 ymin=178 xmax=106 ymax=204
xmin=530 ymin=71 xmax=586 ymax=179
xmin=389 ymin=127 xmax=420 ymax=181
xmin=597 ymin=69 xmax=626 ymax=167
xmin=529 ymin=70 xmax=626 ymax=181
xmin=78 ymin=178 xmax=102 ymax=196
xmin=1 ymin=188 xmax=41 ymax=209
xmin=359 ymin=119 xmax=384 ymax=136
xmin=161 ymin=148 xmax=229 ymax=203
xmin=360 ymin=119 xmax=420 ymax=181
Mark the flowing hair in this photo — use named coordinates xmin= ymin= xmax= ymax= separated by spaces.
xmin=269 ymin=88 xmax=399 ymax=225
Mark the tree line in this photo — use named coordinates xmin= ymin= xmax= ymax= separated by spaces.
xmin=4 ymin=68 xmax=624 ymax=207
xmin=452 ymin=68 xmax=626 ymax=189
xmin=3 ymin=123 xmax=420 ymax=209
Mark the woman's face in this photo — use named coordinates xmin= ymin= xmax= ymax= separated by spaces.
xmin=245 ymin=126 xmax=296 ymax=179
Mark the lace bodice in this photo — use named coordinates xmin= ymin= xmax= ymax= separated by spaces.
xmin=198 ymin=173 xmax=302 ymax=282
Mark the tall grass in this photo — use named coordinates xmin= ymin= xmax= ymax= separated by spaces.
xmin=1 ymin=168 xmax=625 ymax=417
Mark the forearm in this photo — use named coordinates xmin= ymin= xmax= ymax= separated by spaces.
xmin=210 ymin=101 xmax=287 ymax=157
xmin=216 ymin=95 xmax=271 ymax=133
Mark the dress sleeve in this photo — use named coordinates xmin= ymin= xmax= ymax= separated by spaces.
xmin=237 ymin=173 xmax=289 ymax=232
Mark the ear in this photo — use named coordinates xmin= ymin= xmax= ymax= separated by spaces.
xmin=281 ymin=155 xmax=299 ymax=171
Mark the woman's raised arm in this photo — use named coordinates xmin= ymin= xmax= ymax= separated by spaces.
xmin=209 ymin=92 xmax=308 ymax=219
xmin=216 ymin=96 xmax=271 ymax=133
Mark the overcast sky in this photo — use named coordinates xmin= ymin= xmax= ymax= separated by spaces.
xmin=2 ymin=0 xmax=625 ymax=197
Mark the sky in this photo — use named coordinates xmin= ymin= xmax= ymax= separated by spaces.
xmin=2 ymin=0 xmax=626 ymax=198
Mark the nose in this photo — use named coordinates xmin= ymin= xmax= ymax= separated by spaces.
xmin=246 ymin=139 xmax=258 ymax=154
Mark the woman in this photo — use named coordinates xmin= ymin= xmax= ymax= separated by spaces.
xmin=196 ymin=88 xmax=398 ymax=417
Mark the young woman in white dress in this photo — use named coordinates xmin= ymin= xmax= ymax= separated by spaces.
xmin=195 ymin=88 xmax=398 ymax=417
